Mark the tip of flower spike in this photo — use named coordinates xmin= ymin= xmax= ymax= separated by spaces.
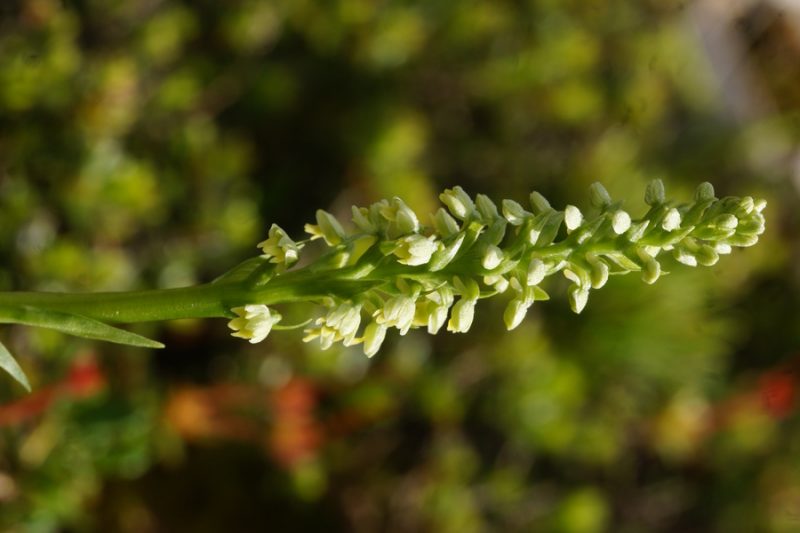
xmin=645 ymin=179 xmax=666 ymax=206
xmin=695 ymin=182 xmax=715 ymax=202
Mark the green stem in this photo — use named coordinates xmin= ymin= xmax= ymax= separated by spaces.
xmin=0 ymin=284 xmax=239 ymax=323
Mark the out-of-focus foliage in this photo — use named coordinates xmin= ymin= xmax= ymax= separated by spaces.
xmin=0 ymin=0 xmax=798 ymax=531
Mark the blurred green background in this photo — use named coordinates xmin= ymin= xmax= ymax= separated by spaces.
xmin=0 ymin=0 xmax=798 ymax=531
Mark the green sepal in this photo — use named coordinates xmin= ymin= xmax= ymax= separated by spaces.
xmin=0 ymin=339 xmax=31 ymax=392
xmin=0 ymin=306 xmax=164 ymax=349
xmin=531 ymin=286 xmax=550 ymax=301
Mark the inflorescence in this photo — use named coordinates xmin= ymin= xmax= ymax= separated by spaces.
xmin=230 ymin=180 xmax=766 ymax=357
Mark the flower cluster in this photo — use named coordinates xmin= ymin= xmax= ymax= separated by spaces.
xmin=231 ymin=180 xmax=766 ymax=357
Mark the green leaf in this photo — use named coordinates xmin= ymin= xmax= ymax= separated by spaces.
xmin=0 ymin=339 xmax=31 ymax=392
xmin=0 ymin=306 xmax=164 ymax=349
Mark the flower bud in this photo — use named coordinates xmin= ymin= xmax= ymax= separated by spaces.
xmin=482 ymin=245 xmax=504 ymax=270
xmin=440 ymin=186 xmax=476 ymax=220
xmin=611 ymin=210 xmax=632 ymax=235
xmin=754 ymin=198 xmax=767 ymax=213
xmin=627 ymin=220 xmax=650 ymax=242
xmin=475 ymin=194 xmax=499 ymax=222
xmin=714 ymin=243 xmax=732 ymax=255
xmin=306 ymin=210 xmax=346 ymax=245
xmin=568 ymin=285 xmax=589 ymax=314
xmin=258 ymin=224 xmax=304 ymax=266
xmin=529 ymin=191 xmax=552 ymax=214
xmin=453 ymin=276 xmax=481 ymax=300
xmin=589 ymin=182 xmax=612 ymax=208
xmin=526 ymin=258 xmax=546 ymax=286
xmin=662 ymin=208 xmax=682 ymax=231
xmin=725 ymin=233 xmax=759 ymax=247
xmin=502 ymin=199 xmax=530 ymax=226
xmin=713 ymin=214 xmax=738 ymax=230
xmin=673 ymin=247 xmax=698 ymax=267
xmin=393 ymin=234 xmax=438 ymax=266
xmin=564 ymin=205 xmax=583 ymax=232
xmin=586 ymin=255 xmax=609 ymax=289
xmin=484 ymin=274 xmax=509 ymax=293
xmin=637 ymin=250 xmax=661 ymax=284
xmin=352 ymin=206 xmax=377 ymax=233
xmin=696 ymin=244 xmax=719 ymax=266
xmin=503 ymin=298 xmax=530 ymax=330
xmin=694 ymin=182 xmax=715 ymax=202
xmin=433 ymin=208 xmax=460 ymax=237
xmin=645 ymin=179 xmax=666 ymax=206
xmin=737 ymin=196 xmax=754 ymax=216
xmin=429 ymin=233 xmax=465 ymax=272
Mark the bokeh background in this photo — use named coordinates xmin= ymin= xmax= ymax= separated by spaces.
xmin=0 ymin=0 xmax=798 ymax=531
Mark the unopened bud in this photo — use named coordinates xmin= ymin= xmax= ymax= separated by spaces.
xmin=482 ymin=245 xmax=504 ymax=270
xmin=645 ymin=179 xmax=666 ymax=206
xmin=440 ymin=186 xmax=476 ymax=220
xmin=529 ymin=191 xmax=552 ymax=214
xmin=526 ymin=258 xmax=546 ymax=286
xmin=568 ymin=285 xmax=590 ymax=314
xmin=589 ymin=182 xmax=612 ymax=208
xmin=502 ymin=199 xmax=530 ymax=226
xmin=475 ymin=194 xmax=499 ymax=222
xmin=433 ymin=208 xmax=460 ymax=237
xmin=694 ymin=182 xmax=715 ymax=202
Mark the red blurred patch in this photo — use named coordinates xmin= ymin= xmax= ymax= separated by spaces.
xmin=759 ymin=371 xmax=795 ymax=418
xmin=268 ymin=378 xmax=323 ymax=468
xmin=0 ymin=355 xmax=106 ymax=427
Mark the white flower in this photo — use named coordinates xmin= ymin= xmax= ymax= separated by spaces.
xmin=424 ymin=287 xmax=454 ymax=334
xmin=258 ymin=224 xmax=303 ymax=266
xmin=526 ymin=258 xmax=546 ymax=286
xmin=447 ymin=297 xmax=476 ymax=333
xmin=483 ymin=274 xmax=509 ymax=293
xmin=662 ymin=208 xmax=681 ymax=231
xmin=568 ymin=285 xmax=589 ymax=314
xmin=363 ymin=322 xmax=387 ymax=357
xmin=503 ymin=298 xmax=530 ymax=330
xmin=375 ymin=295 xmax=417 ymax=335
xmin=564 ymin=205 xmax=583 ymax=232
xmin=305 ymin=210 xmax=346 ymax=245
xmin=481 ymin=245 xmax=504 ymax=270
xmin=673 ymin=247 xmax=697 ymax=267
xmin=380 ymin=197 xmax=419 ymax=235
xmin=611 ymin=211 xmax=631 ymax=235
xmin=228 ymin=304 xmax=281 ymax=343
xmin=393 ymin=234 xmax=438 ymax=266
xmin=440 ymin=186 xmax=476 ymax=220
